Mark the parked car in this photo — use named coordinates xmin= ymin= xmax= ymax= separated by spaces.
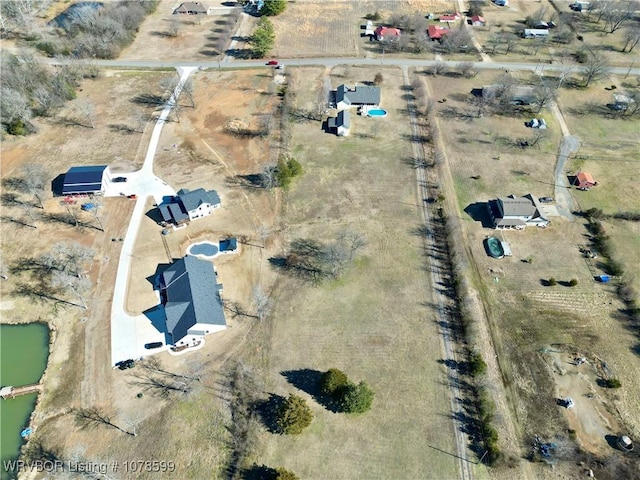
xmin=113 ymin=177 xmax=127 ymax=183
xmin=538 ymin=197 xmax=553 ymax=203
xmin=558 ymin=397 xmax=574 ymax=409
xmin=266 ymin=60 xmax=279 ymax=66
xmin=144 ymin=342 xmax=163 ymax=349
xmin=116 ymin=359 xmax=135 ymax=370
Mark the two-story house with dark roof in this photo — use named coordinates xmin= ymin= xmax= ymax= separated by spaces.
xmin=158 ymin=187 xmax=221 ymax=226
xmin=158 ymin=255 xmax=226 ymax=346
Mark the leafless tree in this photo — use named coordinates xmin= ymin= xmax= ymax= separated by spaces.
xmin=257 ymin=223 xmax=272 ymax=247
xmin=486 ymin=34 xmax=502 ymax=54
xmin=181 ymin=77 xmax=195 ymax=108
xmin=70 ymin=99 xmax=96 ymax=128
xmin=472 ymin=94 xmax=491 ymax=118
xmin=20 ymin=203 xmax=39 ymax=228
xmin=622 ymin=24 xmax=640 ymax=52
xmin=261 ymin=164 xmax=278 ymax=189
xmin=603 ymin=1 xmax=633 ymax=34
xmin=1 ymin=86 xmax=32 ymax=128
xmin=503 ymin=33 xmax=519 ymax=54
xmin=132 ymin=109 xmax=149 ymax=133
xmin=167 ymin=17 xmax=180 ymax=37
xmin=428 ymin=61 xmax=447 ymax=76
xmin=457 ymin=61 xmax=478 ymax=78
xmin=582 ymin=54 xmax=611 ymax=87
xmin=412 ymin=31 xmax=432 ymax=53
xmin=252 ymin=285 xmax=272 ymax=320
xmin=74 ymin=407 xmax=136 ymax=436
xmin=85 ymin=197 xmax=104 ymax=231
xmin=39 ymin=241 xmax=94 ymax=277
xmin=51 ymin=270 xmax=91 ymax=309
xmin=21 ymin=163 xmax=48 ymax=208
xmin=440 ymin=26 xmax=472 ymax=54
xmin=533 ymin=85 xmax=557 ymax=113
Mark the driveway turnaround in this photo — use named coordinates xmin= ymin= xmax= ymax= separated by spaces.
xmin=110 ymin=67 xmax=197 ymax=366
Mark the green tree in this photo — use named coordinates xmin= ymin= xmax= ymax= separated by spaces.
xmin=468 ymin=352 xmax=487 ymax=376
xmin=339 ymin=381 xmax=374 ymax=414
xmin=261 ymin=0 xmax=287 ymax=16
xmin=275 ymin=155 xmax=302 ymax=188
xmin=250 ymin=17 xmax=275 ymax=58
xmin=320 ymin=368 xmax=349 ymax=397
xmin=276 ymin=394 xmax=313 ymax=434
xmin=275 ymin=467 xmax=299 ymax=480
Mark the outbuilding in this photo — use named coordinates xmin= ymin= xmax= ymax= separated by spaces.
xmin=573 ymin=171 xmax=597 ymax=190
xmin=62 ymin=165 xmax=110 ymax=195
xmin=173 ymin=2 xmax=207 ymax=14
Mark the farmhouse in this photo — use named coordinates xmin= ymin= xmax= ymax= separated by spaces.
xmin=335 ymin=84 xmax=380 ymax=110
xmin=487 ymin=194 xmax=549 ymax=230
xmin=158 ymin=255 xmax=226 ymax=346
xmin=62 ymin=165 xmax=110 ymax=195
xmin=573 ymin=171 xmax=597 ymax=190
xmin=158 ymin=187 xmax=221 ymax=225
xmin=523 ymin=29 xmax=549 ymax=39
xmin=173 ymin=2 xmax=207 ymax=14
xmin=471 ymin=15 xmax=486 ymax=26
xmin=328 ymin=110 xmax=351 ymax=136
xmin=428 ymin=25 xmax=450 ymax=40
xmin=374 ymin=26 xmax=401 ymax=42
xmin=439 ymin=12 xmax=461 ymax=22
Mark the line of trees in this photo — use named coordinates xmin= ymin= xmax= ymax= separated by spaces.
xmin=250 ymin=17 xmax=275 ymax=58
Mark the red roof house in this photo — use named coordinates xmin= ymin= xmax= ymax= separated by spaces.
xmin=428 ymin=25 xmax=450 ymax=40
xmin=374 ymin=26 xmax=401 ymax=41
xmin=471 ymin=15 xmax=486 ymax=26
xmin=574 ymin=171 xmax=597 ymax=189
xmin=439 ymin=12 xmax=461 ymax=22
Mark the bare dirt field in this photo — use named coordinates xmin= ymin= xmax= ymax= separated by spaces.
xmin=427 ymin=65 xmax=640 ymax=476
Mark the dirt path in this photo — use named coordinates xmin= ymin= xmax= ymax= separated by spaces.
xmin=403 ymin=66 xmax=475 ymax=480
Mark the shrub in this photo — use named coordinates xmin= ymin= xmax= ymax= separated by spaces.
xmin=275 ymin=155 xmax=303 ymax=188
xmin=606 ymin=259 xmax=624 ymax=276
xmin=469 ymin=352 xmax=487 ymax=376
xmin=602 ymin=378 xmax=622 ymax=389
xmin=276 ymin=394 xmax=313 ymax=434
xmin=260 ymin=0 xmax=287 ymax=16
xmin=548 ymin=277 xmax=557 ymax=286
xmin=374 ymin=72 xmax=384 ymax=85
xmin=364 ymin=11 xmax=381 ymax=21
xmin=275 ymin=467 xmax=299 ymax=480
xmin=7 ymin=119 xmax=27 ymax=136
xmin=320 ymin=368 xmax=349 ymax=398
xmin=339 ymin=381 xmax=374 ymax=414
xmin=568 ymin=279 xmax=578 ymax=287
xmin=575 ymin=50 xmax=589 ymax=63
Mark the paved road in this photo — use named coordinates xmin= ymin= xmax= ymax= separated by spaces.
xmin=110 ymin=67 xmax=196 ymax=366
xmin=45 ymin=56 xmax=640 ymax=76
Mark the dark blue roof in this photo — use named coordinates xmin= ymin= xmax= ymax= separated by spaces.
xmin=159 ymin=256 xmax=226 ymax=344
xmin=62 ymin=165 xmax=108 ymax=194
xmin=219 ymin=238 xmax=238 ymax=251
xmin=177 ymin=188 xmax=221 ymax=212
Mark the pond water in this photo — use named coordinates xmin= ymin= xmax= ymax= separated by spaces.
xmin=1 ymin=323 xmax=50 ymax=479
xmin=51 ymin=2 xmax=103 ymax=29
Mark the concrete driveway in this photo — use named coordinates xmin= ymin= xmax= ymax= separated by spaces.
xmin=110 ymin=67 xmax=196 ymax=366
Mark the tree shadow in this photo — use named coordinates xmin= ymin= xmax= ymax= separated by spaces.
xmin=131 ymin=93 xmax=167 ymax=108
xmin=241 ymin=464 xmax=278 ymax=480
xmin=280 ymin=369 xmax=340 ymax=412
xmin=108 ymin=124 xmax=138 ymax=134
xmin=253 ymin=393 xmax=285 ymax=434
xmin=224 ymin=48 xmax=255 ymax=59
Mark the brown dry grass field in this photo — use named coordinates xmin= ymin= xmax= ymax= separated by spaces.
xmin=427 ymin=66 xmax=640 ymax=474
xmin=270 ymin=0 xmax=458 ymax=58
xmin=119 ymin=0 xmax=242 ymax=61
xmin=1 ymin=68 xmax=283 ymax=479
xmin=244 ymin=64 xmax=465 ymax=479
xmin=473 ymin=0 xmax=639 ymax=68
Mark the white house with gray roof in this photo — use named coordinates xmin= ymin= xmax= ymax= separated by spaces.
xmin=328 ymin=110 xmax=350 ymax=136
xmin=158 ymin=255 xmax=226 ymax=346
xmin=487 ymin=194 xmax=549 ymax=229
xmin=335 ymin=84 xmax=381 ymax=110
xmin=158 ymin=187 xmax=221 ymax=226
